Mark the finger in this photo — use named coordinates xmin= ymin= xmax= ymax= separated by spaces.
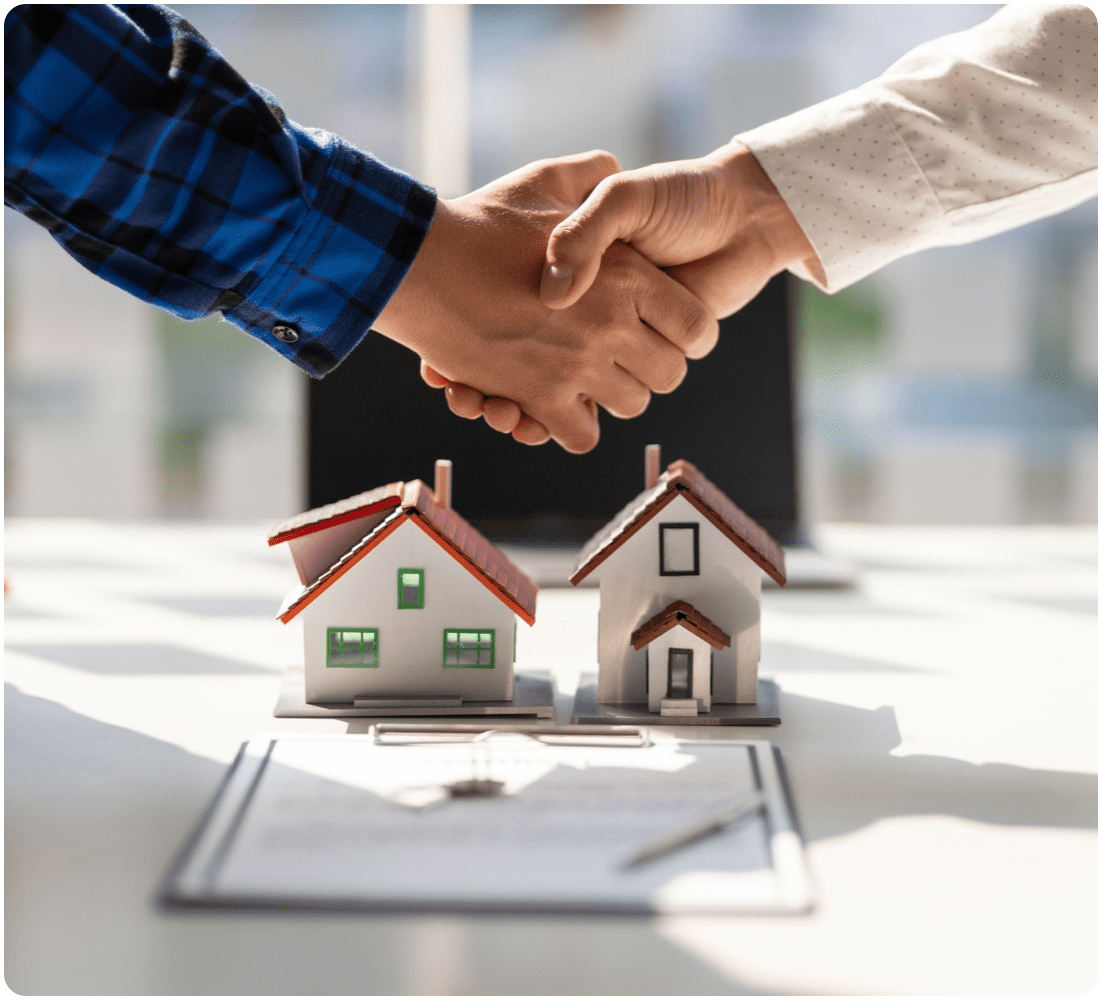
xmin=512 ymin=414 xmax=551 ymax=446
xmin=550 ymin=149 xmax=623 ymax=203
xmin=668 ymin=251 xmax=771 ymax=321
xmin=528 ymin=394 xmax=600 ymax=454
xmin=483 ymin=397 xmax=522 ymax=434
xmin=611 ymin=320 xmax=689 ymax=395
xmin=541 ymin=174 xmax=652 ymax=310
xmin=628 ymin=253 xmax=720 ymax=361
xmin=420 ymin=361 xmax=450 ymax=388
xmin=584 ymin=363 xmax=652 ymax=421
xmin=444 ymin=382 xmax=486 ymax=420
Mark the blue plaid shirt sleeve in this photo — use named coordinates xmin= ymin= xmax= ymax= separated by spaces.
xmin=4 ymin=4 xmax=437 ymax=377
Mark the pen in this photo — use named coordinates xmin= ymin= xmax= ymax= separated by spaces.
xmin=620 ymin=791 xmax=765 ymax=870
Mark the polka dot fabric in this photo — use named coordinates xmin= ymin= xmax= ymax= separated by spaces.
xmin=739 ymin=4 xmax=1097 ymax=293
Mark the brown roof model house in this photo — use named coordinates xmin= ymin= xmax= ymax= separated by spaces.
xmin=269 ymin=461 xmax=549 ymax=717
xmin=570 ymin=446 xmax=786 ymax=725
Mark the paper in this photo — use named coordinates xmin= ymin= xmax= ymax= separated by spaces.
xmin=164 ymin=731 xmax=812 ymax=914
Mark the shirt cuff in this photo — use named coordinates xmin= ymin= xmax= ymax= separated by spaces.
xmin=221 ymin=135 xmax=436 ymax=378
xmin=738 ymin=88 xmax=943 ymax=293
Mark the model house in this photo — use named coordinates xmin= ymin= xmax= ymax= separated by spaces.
xmin=570 ymin=446 xmax=787 ymax=718
xmin=270 ymin=461 xmax=537 ymax=708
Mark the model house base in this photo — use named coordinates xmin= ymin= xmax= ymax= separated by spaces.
xmin=274 ymin=663 xmax=555 ymax=719
xmin=570 ymin=676 xmax=780 ymax=726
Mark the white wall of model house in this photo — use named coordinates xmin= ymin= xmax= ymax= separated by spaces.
xmin=300 ymin=518 xmax=518 ymax=704
xmin=644 ymin=625 xmax=715 ymax=714
xmin=592 ymin=493 xmax=762 ymax=707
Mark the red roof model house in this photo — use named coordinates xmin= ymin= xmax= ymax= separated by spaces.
xmin=269 ymin=461 xmax=544 ymax=715
xmin=570 ymin=446 xmax=786 ymax=725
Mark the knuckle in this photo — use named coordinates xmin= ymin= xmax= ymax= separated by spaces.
xmin=587 ymin=149 xmax=622 ymax=175
xmin=653 ymin=355 xmax=688 ymax=394
xmin=569 ymin=425 xmax=600 ymax=454
xmin=624 ymin=388 xmax=651 ymax=419
xmin=685 ymin=311 xmax=719 ymax=358
xmin=599 ymin=240 xmax=637 ymax=277
xmin=551 ymin=216 xmax=586 ymax=247
xmin=609 ymin=387 xmax=650 ymax=420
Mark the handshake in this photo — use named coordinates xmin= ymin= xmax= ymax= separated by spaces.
xmin=374 ymin=140 xmax=823 ymax=454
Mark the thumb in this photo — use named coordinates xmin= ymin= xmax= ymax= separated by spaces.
xmin=540 ymin=175 xmax=649 ymax=310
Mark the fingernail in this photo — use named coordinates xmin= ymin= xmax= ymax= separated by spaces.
xmin=540 ymin=263 xmax=573 ymax=303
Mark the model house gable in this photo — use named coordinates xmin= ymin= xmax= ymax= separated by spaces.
xmin=275 ymin=468 xmax=537 ymax=627
xmin=570 ymin=458 xmax=786 ymax=587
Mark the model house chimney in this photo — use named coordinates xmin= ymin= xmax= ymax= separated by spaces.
xmin=433 ymin=459 xmax=452 ymax=508
xmin=645 ymin=444 xmax=661 ymax=490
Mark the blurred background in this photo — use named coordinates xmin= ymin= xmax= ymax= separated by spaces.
xmin=5 ymin=4 xmax=1096 ymax=529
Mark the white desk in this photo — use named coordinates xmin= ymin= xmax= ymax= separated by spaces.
xmin=5 ymin=520 xmax=1096 ymax=995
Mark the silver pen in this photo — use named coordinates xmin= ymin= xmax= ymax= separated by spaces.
xmin=620 ymin=791 xmax=765 ymax=869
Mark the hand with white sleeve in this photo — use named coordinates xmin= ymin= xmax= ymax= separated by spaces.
xmin=538 ymin=140 xmax=822 ymax=318
xmin=421 ymin=141 xmax=814 ymax=436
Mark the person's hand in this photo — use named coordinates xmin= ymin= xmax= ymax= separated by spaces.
xmin=429 ymin=141 xmax=822 ymax=435
xmin=418 ymin=360 xmax=551 ymax=445
xmin=373 ymin=150 xmax=718 ymax=454
xmin=540 ymin=140 xmax=825 ymax=317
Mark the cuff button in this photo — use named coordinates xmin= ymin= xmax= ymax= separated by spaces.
xmin=273 ymin=324 xmax=299 ymax=343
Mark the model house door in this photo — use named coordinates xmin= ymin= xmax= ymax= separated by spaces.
xmin=667 ymin=649 xmax=693 ymax=700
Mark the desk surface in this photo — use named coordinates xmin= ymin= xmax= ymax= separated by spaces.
xmin=5 ymin=520 xmax=1097 ymax=995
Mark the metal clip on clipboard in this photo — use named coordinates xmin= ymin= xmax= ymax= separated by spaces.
xmin=371 ymin=723 xmax=652 ymax=747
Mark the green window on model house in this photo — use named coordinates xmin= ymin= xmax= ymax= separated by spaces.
xmin=327 ymin=628 xmax=379 ymax=668
xmin=397 ymin=568 xmax=425 ymax=609
xmin=443 ymin=629 xmax=495 ymax=668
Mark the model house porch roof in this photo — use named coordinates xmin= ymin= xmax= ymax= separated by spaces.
xmin=272 ymin=479 xmax=538 ymax=626
xmin=630 ymin=600 xmax=732 ymax=651
xmin=570 ymin=459 xmax=787 ymax=587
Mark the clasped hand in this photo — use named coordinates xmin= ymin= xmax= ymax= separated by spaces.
xmin=376 ymin=142 xmax=820 ymax=453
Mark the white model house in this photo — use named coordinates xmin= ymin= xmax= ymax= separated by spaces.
xmin=570 ymin=446 xmax=787 ymax=717
xmin=270 ymin=461 xmax=537 ymax=707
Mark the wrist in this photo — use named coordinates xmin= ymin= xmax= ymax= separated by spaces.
xmin=373 ymin=198 xmax=459 ymax=359
xmin=708 ymin=140 xmax=826 ymax=285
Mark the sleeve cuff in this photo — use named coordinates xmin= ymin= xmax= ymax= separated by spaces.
xmin=222 ymin=139 xmax=437 ymax=377
xmin=737 ymin=89 xmax=944 ymax=293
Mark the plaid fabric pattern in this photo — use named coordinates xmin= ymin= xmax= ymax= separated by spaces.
xmin=4 ymin=4 xmax=436 ymax=377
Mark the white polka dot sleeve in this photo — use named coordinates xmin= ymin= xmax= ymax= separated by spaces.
xmin=738 ymin=4 xmax=1098 ymax=293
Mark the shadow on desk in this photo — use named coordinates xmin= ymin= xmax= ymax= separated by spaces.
xmin=763 ymin=690 xmax=1097 ymax=842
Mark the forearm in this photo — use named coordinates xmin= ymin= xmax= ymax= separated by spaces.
xmin=738 ymin=4 xmax=1098 ymax=292
xmin=4 ymin=3 xmax=435 ymax=376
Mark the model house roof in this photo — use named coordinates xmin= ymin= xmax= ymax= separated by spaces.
xmin=630 ymin=600 xmax=732 ymax=651
xmin=570 ymin=459 xmax=787 ymax=587
xmin=267 ymin=482 xmax=404 ymax=546
xmin=272 ymin=479 xmax=538 ymax=625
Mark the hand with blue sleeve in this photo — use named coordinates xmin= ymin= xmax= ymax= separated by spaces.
xmin=5 ymin=4 xmax=716 ymax=453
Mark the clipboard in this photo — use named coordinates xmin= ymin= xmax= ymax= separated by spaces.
xmin=160 ymin=726 xmax=813 ymax=915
